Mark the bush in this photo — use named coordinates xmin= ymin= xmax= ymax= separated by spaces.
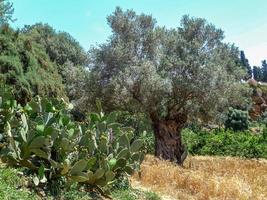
xmin=182 ymin=128 xmax=267 ymax=159
xmin=0 ymin=26 xmax=66 ymax=105
xmin=0 ymin=90 xmax=144 ymax=197
xmin=224 ymin=108 xmax=249 ymax=131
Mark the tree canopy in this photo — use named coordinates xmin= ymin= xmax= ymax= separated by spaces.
xmin=21 ymin=23 xmax=88 ymax=67
xmin=86 ymin=7 xmax=246 ymax=123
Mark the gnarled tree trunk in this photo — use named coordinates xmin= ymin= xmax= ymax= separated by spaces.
xmin=152 ymin=114 xmax=187 ymax=164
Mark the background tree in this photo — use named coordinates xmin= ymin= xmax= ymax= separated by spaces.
xmin=240 ymin=50 xmax=252 ymax=80
xmin=20 ymin=23 xmax=88 ymax=102
xmin=60 ymin=61 xmax=89 ymax=105
xmin=0 ymin=26 xmax=66 ymax=105
xmin=253 ymin=66 xmax=263 ymax=81
xmin=86 ymin=8 xmax=247 ymax=164
xmin=261 ymin=60 xmax=267 ymax=82
xmin=0 ymin=0 xmax=14 ymax=25
xmin=21 ymin=23 xmax=88 ymax=67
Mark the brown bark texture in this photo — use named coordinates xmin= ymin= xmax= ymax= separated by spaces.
xmin=153 ymin=114 xmax=187 ymax=164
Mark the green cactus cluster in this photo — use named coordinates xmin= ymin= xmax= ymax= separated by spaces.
xmin=0 ymin=89 xmax=144 ymax=197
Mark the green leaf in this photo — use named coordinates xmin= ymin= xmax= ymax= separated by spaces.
xmin=44 ymin=126 xmax=54 ymax=136
xmin=87 ymin=157 xmax=97 ymax=169
xmin=70 ymin=159 xmax=88 ymax=175
xmin=29 ymin=136 xmax=46 ymax=149
xmin=31 ymin=149 xmax=49 ymax=159
xmin=106 ymin=112 xmax=117 ymax=124
xmin=21 ymin=113 xmax=28 ymax=129
xmin=130 ymin=139 xmax=143 ymax=152
xmin=97 ymin=122 xmax=106 ymax=132
xmin=36 ymin=124 xmax=45 ymax=133
xmin=38 ymin=164 xmax=47 ymax=183
xmin=29 ymin=101 xmax=39 ymax=113
xmin=107 ymin=123 xmax=121 ymax=130
xmin=60 ymin=138 xmax=71 ymax=151
xmin=108 ymin=158 xmax=117 ymax=170
xmin=38 ymin=164 xmax=45 ymax=178
xmin=69 ymin=174 xmax=88 ymax=182
xmin=131 ymin=152 xmax=140 ymax=161
xmin=50 ymin=159 xmax=60 ymax=168
xmin=20 ymin=129 xmax=27 ymax=143
xmin=99 ymin=136 xmax=108 ymax=153
xmin=61 ymin=159 xmax=71 ymax=175
xmin=94 ymin=168 xmax=105 ymax=179
xmin=60 ymin=115 xmax=70 ymax=126
xmin=87 ymin=171 xmax=95 ymax=184
xmin=114 ymin=158 xmax=126 ymax=170
xmin=117 ymin=148 xmax=129 ymax=159
xmin=126 ymin=131 xmax=134 ymax=142
xmin=87 ymin=140 xmax=96 ymax=154
xmin=121 ymin=127 xmax=135 ymax=133
xmin=95 ymin=178 xmax=107 ymax=187
xmin=118 ymin=134 xmax=130 ymax=148
xmin=6 ymin=122 xmax=12 ymax=137
xmin=105 ymin=171 xmax=115 ymax=182
xmin=90 ymin=113 xmax=100 ymax=123
xmin=67 ymin=128 xmax=75 ymax=137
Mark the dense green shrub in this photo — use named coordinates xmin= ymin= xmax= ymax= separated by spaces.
xmin=0 ymin=90 xmax=144 ymax=197
xmin=0 ymin=25 xmax=66 ymax=105
xmin=182 ymin=128 xmax=267 ymax=158
xmin=224 ymin=108 xmax=249 ymax=131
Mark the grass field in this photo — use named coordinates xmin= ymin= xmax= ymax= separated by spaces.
xmin=131 ymin=155 xmax=267 ymax=200
xmin=1 ymin=155 xmax=266 ymax=200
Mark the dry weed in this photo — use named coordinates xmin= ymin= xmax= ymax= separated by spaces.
xmin=131 ymin=155 xmax=267 ymax=200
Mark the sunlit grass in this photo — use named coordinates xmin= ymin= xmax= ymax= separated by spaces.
xmin=131 ymin=155 xmax=267 ymax=200
xmin=0 ymin=164 xmax=37 ymax=200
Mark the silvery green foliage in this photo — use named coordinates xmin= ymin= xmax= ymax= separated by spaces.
xmin=114 ymin=61 xmax=172 ymax=116
xmin=86 ymin=7 xmax=248 ymax=123
xmin=60 ymin=61 xmax=89 ymax=108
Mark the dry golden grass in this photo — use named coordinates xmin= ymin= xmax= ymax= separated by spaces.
xmin=131 ymin=155 xmax=267 ymax=200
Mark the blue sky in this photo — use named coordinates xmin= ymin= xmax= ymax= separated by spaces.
xmin=10 ymin=0 xmax=267 ymax=66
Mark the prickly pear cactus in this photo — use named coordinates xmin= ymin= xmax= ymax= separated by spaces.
xmin=72 ymin=109 xmax=144 ymax=194
xmin=0 ymin=92 xmax=144 ymax=196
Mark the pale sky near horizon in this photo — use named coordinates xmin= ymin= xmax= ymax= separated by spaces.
xmin=10 ymin=0 xmax=267 ymax=66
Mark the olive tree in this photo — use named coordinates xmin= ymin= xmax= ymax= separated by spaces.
xmin=87 ymin=7 xmax=246 ymax=164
